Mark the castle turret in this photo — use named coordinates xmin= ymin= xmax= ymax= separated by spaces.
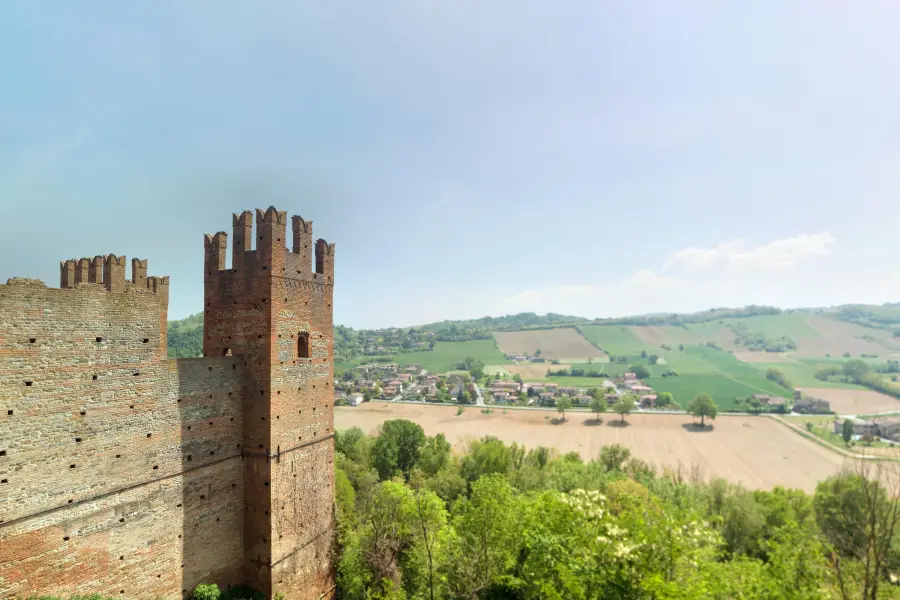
xmin=202 ymin=206 xmax=335 ymax=598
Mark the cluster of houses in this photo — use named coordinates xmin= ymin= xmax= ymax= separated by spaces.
xmin=335 ymin=363 xmax=666 ymax=410
xmin=335 ymin=363 xmax=472 ymax=405
xmin=745 ymin=390 xmax=833 ymax=415
xmin=833 ymin=416 xmax=900 ymax=442
xmin=505 ymin=352 xmax=546 ymax=364
xmin=488 ymin=372 xmax=660 ymax=408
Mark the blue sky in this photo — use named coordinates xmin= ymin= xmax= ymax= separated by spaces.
xmin=2 ymin=2 xmax=900 ymax=328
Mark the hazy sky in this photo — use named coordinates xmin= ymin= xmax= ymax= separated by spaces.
xmin=2 ymin=2 xmax=900 ymax=328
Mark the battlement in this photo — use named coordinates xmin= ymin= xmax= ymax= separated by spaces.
xmin=315 ymin=238 xmax=336 ymax=279
xmin=59 ymin=254 xmax=169 ymax=302
xmin=204 ymin=206 xmax=336 ymax=284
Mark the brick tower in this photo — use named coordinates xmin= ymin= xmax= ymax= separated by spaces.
xmin=203 ymin=207 xmax=336 ymax=598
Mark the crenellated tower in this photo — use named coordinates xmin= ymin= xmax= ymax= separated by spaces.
xmin=203 ymin=207 xmax=336 ymax=599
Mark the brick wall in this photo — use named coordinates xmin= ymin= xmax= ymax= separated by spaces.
xmin=0 ymin=207 xmax=336 ymax=600
xmin=204 ymin=208 xmax=335 ymax=599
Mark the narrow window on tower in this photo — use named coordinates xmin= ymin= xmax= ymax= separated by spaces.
xmin=298 ymin=332 xmax=310 ymax=359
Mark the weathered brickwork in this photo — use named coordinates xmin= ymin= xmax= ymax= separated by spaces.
xmin=0 ymin=208 xmax=335 ymax=599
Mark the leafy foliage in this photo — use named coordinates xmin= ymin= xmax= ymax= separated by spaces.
xmin=730 ymin=322 xmax=797 ymax=353
xmin=333 ymin=420 xmax=900 ymax=599
xmin=191 ymin=584 xmax=221 ymax=600
xmin=687 ymin=393 xmax=718 ymax=426
xmin=612 ymin=395 xmax=636 ymax=422
xmin=765 ymin=367 xmax=793 ymax=390
xmin=167 ymin=312 xmax=204 ymax=357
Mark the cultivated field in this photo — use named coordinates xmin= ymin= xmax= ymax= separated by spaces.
xmin=336 ymin=404 xmax=850 ymax=492
xmin=502 ymin=363 xmax=572 ymax=379
xmin=494 ymin=328 xmax=607 ymax=361
xmin=580 ymin=325 xmax=646 ymax=355
xmin=391 ymin=340 xmax=509 ymax=373
xmin=732 ymin=351 xmax=792 ymax=363
xmin=802 ymin=316 xmax=900 ymax=358
xmin=796 ymin=387 xmax=900 ymax=415
xmin=616 ymin=314 xmax=900 ymax=363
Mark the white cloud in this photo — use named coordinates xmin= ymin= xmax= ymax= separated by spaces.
xmin=500 ymin=232 xmax=848 ymax=319
xmin=663 ymin=232 xmax=836 ymax=273
xmin=498 ymin=270 xmax=721 ymax=319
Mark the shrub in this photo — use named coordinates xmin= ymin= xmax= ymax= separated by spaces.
xmin=456 ymin=406 xmax=464 ymax=416
xmin=193 ymin=584 xmax=221 ymax=600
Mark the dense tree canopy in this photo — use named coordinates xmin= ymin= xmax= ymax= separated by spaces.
xmin=333 ymin=420 xmax=900 ymax=599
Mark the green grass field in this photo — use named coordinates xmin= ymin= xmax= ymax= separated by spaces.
xmin=580 ymin=325 xmax=646 ymax=355
xmin=721 ymin=313 xmax=819 ymax=339
xmin=389 ymin=340 xmax=509 ymax=373
xmin=543 ymin=345 xmax=791 ymax=411
xmin=336 ymin=340 xmax=509 ymax=374
xmin=750 ymin=359 xmax=862 ymax=390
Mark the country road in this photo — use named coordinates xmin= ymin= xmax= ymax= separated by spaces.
xmin=473 ymin=383 xmax=485 ymax=407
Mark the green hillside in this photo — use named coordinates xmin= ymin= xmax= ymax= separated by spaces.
xmin=168 ymin=303 xmax=900 ymax=408
xmin=580 ymin=325 xmax=645 ymax=355
xmin=168 ymin=312 xmax=203 ymax=357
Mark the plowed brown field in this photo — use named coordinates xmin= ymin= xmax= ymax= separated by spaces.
xmin=797 ymin=387 xmax=900 ymax=415
xmin=494 ymin=328 xmax=606 ymax=361
xmin=336 ymin=404 xmax=850 ymax=492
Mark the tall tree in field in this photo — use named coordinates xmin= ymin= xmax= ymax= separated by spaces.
xmin=842 ymin=419 xmax=854 ymax=446
xmin=590 ymin=394 xmax=607 ymax=422
xmin=613 ymin=395 xmax=636 ymax=423
xmin=687 ymin=393 xmax=718 ymax=427
xmin=556 ymin=395 xmax=572 ymax=421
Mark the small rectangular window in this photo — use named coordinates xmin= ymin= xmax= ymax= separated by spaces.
xmin=298 ymin=332 xmax=310 ymax=358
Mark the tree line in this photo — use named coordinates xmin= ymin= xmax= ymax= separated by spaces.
xmin=332 ymin=415 xmax=900 ymax=599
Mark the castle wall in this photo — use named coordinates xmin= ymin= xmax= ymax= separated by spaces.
xmin=0 ymin=207 xmax=336 ymax=599
xmin=0 ymin=280 xmax=246 ymax=598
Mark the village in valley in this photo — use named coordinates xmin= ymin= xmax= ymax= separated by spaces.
xmin=334 ymin=359 xmax=667 ymax=410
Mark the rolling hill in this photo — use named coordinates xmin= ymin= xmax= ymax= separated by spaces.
xmin=167 ymin=303 xmax=900 ymax=412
